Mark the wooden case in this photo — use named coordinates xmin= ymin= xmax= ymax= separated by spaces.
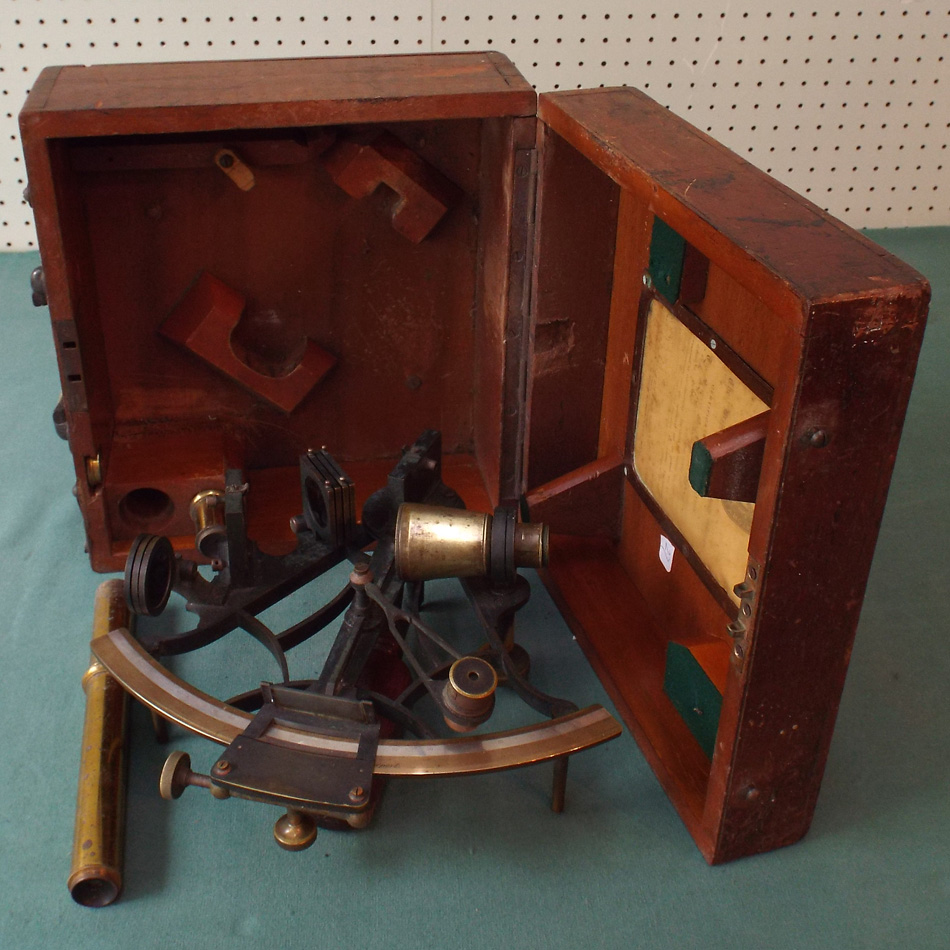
xmin=19 ymin=52 xmax=930 ymax=863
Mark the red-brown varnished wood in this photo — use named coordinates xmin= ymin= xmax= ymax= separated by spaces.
xmin=707 ymin=288 xmax=929 ymax=862
xmin=526 ymin=122 xmax=619 ymax=489
xmin=19 ymin=54 xmax=535 ymax=570
xmin=160 ymin=271 xmax=337 ymax=413
xmin=538 ymin=88 xmax=925 ymax=325
xmin=597 ymin=189 xmax=651 ymax=460
xmin=541 ymin=534 xmax=715 ymax=853
xmin=617 ymin=482 xmax=735 ymax=650
xmin=534 ymin=85 xmax=929 ymax=862
xmin=688 ymin=262 xmax=796 ymax=391
xmin=321 ymin=130 xmax=462 ymax=243
xmin=20 ymin=53 xmax=536 ymax=137
xmin=525 ymin=456 xmax=624 ymax=537
xmin=473 ymin=115 xmax=537 ymax=507
xmin=78 ymin=120 xmax=483 ymax=469
xmin=690 ymin=411 xmax=770 ymax=504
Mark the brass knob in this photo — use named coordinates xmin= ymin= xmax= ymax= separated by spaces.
xmin=442 ymin=656 xmax=498 ymax=732
xmin=159 ymin=751 xmax=229 ymax=801
xmin=159 ymin=751 xmax=194 ymax=800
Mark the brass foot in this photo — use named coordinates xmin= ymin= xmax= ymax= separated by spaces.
xmin=274 ymin=809 xmax=318 ymax=851
xmin=150 ymin=710 xmax=169 ymax=744
xmin=552 ymin=756 xmax=569 ymax=814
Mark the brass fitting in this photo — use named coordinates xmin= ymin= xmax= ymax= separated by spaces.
xmin=189 ymin=489 xmax=226 ymax=557
xmin=394 ymin=504 xmax=549 ymax=583
xmin=442 ymin=656 xmax=498 ymax=732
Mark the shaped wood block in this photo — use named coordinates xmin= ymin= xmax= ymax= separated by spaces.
xmin=689 ymin=411 xmax=771 ymax=504
xmin=322 ymin=131 xmax=461 ymax=242
xmin=160 ymin=272 xmax=336 ymax=414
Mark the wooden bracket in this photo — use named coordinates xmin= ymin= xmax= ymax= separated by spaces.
xmin=161 ymin=272 xmax=335 ymax=414
xmin=525 ymin=457 xmax=625 ymax=537
xmin=688 ymin=411 xmax=770 ymax=504
xmin=321 ymin=131 xmax=461 ymax=243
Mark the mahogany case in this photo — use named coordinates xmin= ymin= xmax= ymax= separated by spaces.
xmin=19 ymin=52 xmax=930 ymax=863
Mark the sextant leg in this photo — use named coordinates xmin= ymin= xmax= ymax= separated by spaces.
xmin=552 ymin=756 xmax=569 ymax=814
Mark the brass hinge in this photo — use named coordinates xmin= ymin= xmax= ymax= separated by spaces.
xmin=727 ymin=558 xmax=761 ymax=670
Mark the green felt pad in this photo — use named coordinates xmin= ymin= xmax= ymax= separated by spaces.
xmin=663 ymin=643 xmax=722 ymax=760
xmin=647 ymin=215 xmax=687 ymax=301
xmin=688 ymin=440 xmax=714 ymax=498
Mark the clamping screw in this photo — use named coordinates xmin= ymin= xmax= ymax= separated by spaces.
xmin=349 ymin=560 xmax=372 ymax=586
xmin=159 ymin=751 xmax=230 ymax=801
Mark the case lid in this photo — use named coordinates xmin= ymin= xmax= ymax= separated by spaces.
xmin=526 ymin=83 xmax=929 ymax=862
xmin=536 ymin=87 xmax=924 ymax=321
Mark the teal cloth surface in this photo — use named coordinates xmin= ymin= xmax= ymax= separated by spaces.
xmin=0 ymin=228 xmax=947 ymax=949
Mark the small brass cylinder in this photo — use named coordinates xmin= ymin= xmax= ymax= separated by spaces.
xmin=513 ymin=522 xmax=549 ymax=571
xmin=395 ymin=504 xmax=491 ymax=581
xmin=442 ymin=656 xmax=498 ymax=732
xmin=68 ymin=579 xmax=131 ymax=907
xmin=189 ymin=489 xmax=226 ymax=557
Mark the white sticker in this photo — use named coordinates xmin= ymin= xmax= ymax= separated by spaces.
xmin=659 ymin=535 xmax=675 ymax=573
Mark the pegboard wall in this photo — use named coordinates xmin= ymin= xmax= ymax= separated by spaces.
xmin=1 ymin=0 xmax=947 ymax=250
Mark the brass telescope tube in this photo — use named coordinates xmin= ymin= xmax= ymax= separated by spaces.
xmin=394 ymin=504 xmax=549 ymax=582
xmin=68 ymin=579 xmax=131 ymax=907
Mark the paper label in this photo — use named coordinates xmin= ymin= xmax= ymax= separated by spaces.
xmin=659 ymin=535 xmax=675 ymax=573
